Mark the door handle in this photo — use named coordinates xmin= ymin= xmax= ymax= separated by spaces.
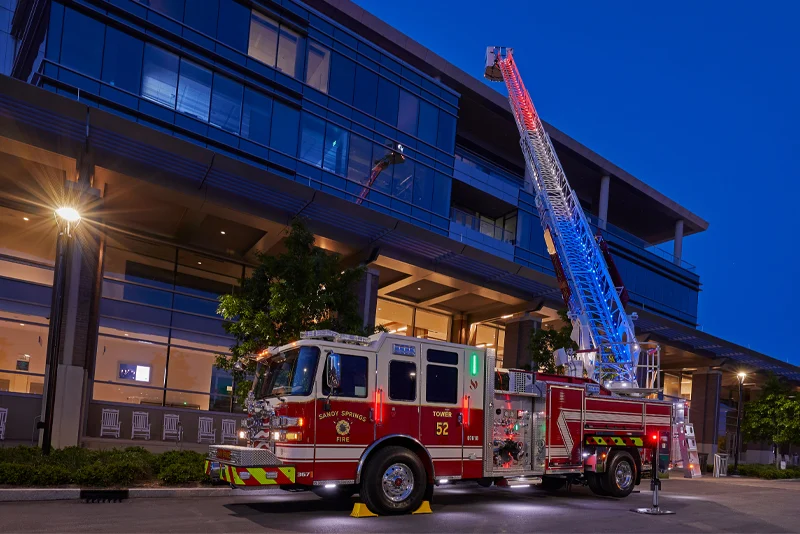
xmin=369 ymin=408 xmax=375 ymax=423
xmin=458 ymin=413 xmax=463 ymax=425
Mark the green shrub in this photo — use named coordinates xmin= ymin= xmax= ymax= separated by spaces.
xmin=158 ymin=462 xmax=206 ymax=485
xmin=737 ymin=463 xmax=800 ymax=479
xmin=30 ymin=465 xmax=72 ymax=486
xmin=74 ymin=463 xmax=109 ymax=487
xmin=0 ymin=463 xmax=29 ymax=486
xmin=0 ymin=446 xmax=42 ymax=466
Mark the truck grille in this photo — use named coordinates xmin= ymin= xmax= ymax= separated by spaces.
xmin=208 ymin=445 xmax=283 ymax=466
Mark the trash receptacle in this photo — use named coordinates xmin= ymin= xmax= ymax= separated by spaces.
xmin=699 ymin=452 xmax=709 ymax=473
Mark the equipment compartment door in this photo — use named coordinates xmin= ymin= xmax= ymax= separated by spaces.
xmin=546 ymin=385 xmax=584 ymax=471
xmin=419 ymin=345 xmax=464 ymax=478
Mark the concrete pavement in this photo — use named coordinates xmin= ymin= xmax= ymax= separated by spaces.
xmin=1 ymin=476 xmax=798 ymax=533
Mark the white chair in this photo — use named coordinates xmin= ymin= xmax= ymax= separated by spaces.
xmin=197 ymin=416 xmax=216 ymax=444
xmin=221 ymin=419 xmax=237 ymax=444
xmin=99 ymin=408 xmax=120 ymax=438
xmin=163 ymin=414 xmax=182 ymax=442
xmin=0 ymin=407 xmax=7 ymax=441
xmin=131 ymin=411 xmax=151 ymax=440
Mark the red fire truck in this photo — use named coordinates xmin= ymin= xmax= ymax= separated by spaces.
xmin=206 ymin=330 xmax=672 ymax=515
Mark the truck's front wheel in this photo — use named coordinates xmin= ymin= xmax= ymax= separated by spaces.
xmin=360 ymin=446 xmax=427 ymax=515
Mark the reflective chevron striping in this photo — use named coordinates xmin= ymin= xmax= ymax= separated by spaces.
xmin=219 ymin=464 xmax=296 ymax=486
xmin=585 ymin=436 xmax=643 ymax=447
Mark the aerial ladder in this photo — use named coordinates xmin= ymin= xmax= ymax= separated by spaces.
xmin=485 ymin=47 xmax=655 ymax=390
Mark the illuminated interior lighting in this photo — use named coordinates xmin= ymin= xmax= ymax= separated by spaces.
xmin=238 ymin=430 xmax=246 ymax=439
xmin=501 ymin=314 xmax=513 ymax=319
xmin=197 ymin=261 xmax=202 ymax=265
xmin=388 ymin=330 xmax=397 ymax=334
xmin=23 ymin=217 xmax=29 ymax=221
xmin=416 ymin=287 xmax=421 ymax=291
xmin=397 ymin=326 xmax=408 ymax=332
xmin=476 ymin=343 xmax=486 ymax=348
xmin=220 ymin=231 xmax=226 ymax=235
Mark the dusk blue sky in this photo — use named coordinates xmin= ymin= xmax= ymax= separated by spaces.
xmin=354 ymin=0 xmax=799 ymax=363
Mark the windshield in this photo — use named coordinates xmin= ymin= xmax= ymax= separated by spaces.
xmin=255 ymin=346 xmax=320 ymax=398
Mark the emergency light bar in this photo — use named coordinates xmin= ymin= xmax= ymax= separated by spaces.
xmin=300 ymin=330 xmax=372 ymax=345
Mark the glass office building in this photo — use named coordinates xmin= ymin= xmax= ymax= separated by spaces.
xmin=0 ymin=0 xmax=797 ymax=455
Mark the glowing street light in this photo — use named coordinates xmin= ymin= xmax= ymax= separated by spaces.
xmin=734 ymin=371 xmax=748 ymax=474
xmin=55 ymin=206 xmax=81 ymax=222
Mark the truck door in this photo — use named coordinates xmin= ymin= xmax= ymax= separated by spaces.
xmin=315 ymin=349 xmax=374 ymax=483
xmin=546 ymin=385 xmax=584 ymax=472
xmin=420 ymin=345 xmax=463 ymax=478
xmin=375 ymin=339 xmax=421 ymax=442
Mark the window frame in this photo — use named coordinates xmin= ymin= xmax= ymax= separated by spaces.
xmin=321 ymin=352 xmax=369 ymax=399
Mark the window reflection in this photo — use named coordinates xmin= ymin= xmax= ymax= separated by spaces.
xmin=248 ymin=11 xmax=279 ymax=67
xmin=306 ymin=42 xmax=330 ymax=93
xmin=276 ymin=26 xmax=304 ymax=78
xmin=323 ymin=123 xmax=348 ymax=175
xmin=141 ymin=44 xmax=179 ymax=108
xmin=299 ymin=112 xmax=326 ymax=166
xmin=376 ymin=299 xmax=412 ymax=336
xmin=176 ymin=59 xmax=212 ymax=121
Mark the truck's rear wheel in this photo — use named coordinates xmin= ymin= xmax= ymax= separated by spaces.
xmin=539 ymin=476 xmax=566 ymax=492
xmin=603 ymin=451 xmax=636 ymax=498
xmin=360 ymin=446 xmax=427 ymax=515
xmin=586 ymin=473 xmax=609 ymax=496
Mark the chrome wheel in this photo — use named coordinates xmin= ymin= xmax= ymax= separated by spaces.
xmin=381 ymin=463 xmax=414 ymax=502
xmin=614 ymin=461 xmax=633 ymax=490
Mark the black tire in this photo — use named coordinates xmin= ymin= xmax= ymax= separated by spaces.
xmin=360 ymin=446 xmax=428 ymax=515
xmin=603 ymin=451 xmax=636 ymax=498
xmin=586 ymin=473 xmax=609 ymax=496
xmin=476 ymin=478 xmax=494 ymax=488
xmin=311 ymin=485 xmax=356 ymax=501
xmin=539 ymin=476 xmax=566 ymax=492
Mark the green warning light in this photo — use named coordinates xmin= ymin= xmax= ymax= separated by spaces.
xmin=470 ymin=352 xmax=479 ymax=376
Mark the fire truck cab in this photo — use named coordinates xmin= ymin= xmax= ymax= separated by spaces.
xmin=206 ymin=330 xmax=672 ymax=515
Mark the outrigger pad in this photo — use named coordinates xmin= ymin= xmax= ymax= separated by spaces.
xmin=412 ymin=501 xmax=433 ymax=514
xmin=350 ymin=503 xmax=378 ymax=518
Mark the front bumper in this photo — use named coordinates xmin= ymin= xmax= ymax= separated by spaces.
xmin=205 ymin=459 xmax=296 ymax=487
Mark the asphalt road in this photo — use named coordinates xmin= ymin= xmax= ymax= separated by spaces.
xmin=2 ymin=476 xmax=799 ymax=533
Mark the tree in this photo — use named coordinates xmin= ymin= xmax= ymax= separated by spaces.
xmin=215 ymin=220 xmax=370 ymax=400
xmin=527 ymin=309 xmax=578 ymax=373
xmin=742 ymin=375 xmax=800 ymax=465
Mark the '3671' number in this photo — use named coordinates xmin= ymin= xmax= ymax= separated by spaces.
xmin=436 ymin=422 xmax=449 ymax=436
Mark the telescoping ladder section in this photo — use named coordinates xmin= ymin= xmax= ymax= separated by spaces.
xmin=485 ymin=47 xmax=639 ymax=386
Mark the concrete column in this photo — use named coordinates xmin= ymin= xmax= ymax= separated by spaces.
xmin=450 ymin=314 xmax=468 ymax=345
xmin=689 ymin=369 xmax=722 ymax=457
xmin=356 ymin=267 xmax=380 ymax=330
xmin=598 ymin=175 xmax=610 ymax=230
xmin=40 ymin=179 xmax=103 ymax=449
xmin=501 ymin=314 xmax=541 ymax=369
xmin=673 ymin=219 xmax=684 ymax=264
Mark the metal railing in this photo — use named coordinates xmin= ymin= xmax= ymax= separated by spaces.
xmin=450 ymin=207 xmax=516 ymax=244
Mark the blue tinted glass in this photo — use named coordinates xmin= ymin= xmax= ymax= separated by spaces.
xmin=413 ymin=163 xmax=434 ymax=211
xmin=376 ymin=78 xmax=399 ymax=126
xmin=143 ymin=0 xmax=184 ymax=20
xmin=60 ymin=8 xmax=104 ymax=78
xmin=323 ymin=123 xmax=348 ymax=175
xmin=427 ymin=349 xmax=458 ymax=365
xmin=176 ymin=59 xmax=212 ymax=121
xmin=102 ymin=27 xmax=143 ymax=93
xmin=353 ymin=66 xmax=377 ymax=116
xmin=298 ymin=112 xmax=326 ymax=166
xmin=270 ymin=101 xmax=299 ymax=155
xmin=141 ymin=44 xmax=179 ymax=108
xmin=249 ymin=11 xmax=278 ymax=66
xmin=210 ymin=75 xmax=243 ymax=133
xmin=431 ymin=171 xmax=451 ymax=216
xmin=371 ymin=141 xmax=396 ymax=194
xmin=436 ymin=110 xmax=456 ymax=153
xmin=347 ymin=134 xmax=372 ymax=184
xmin=277 ymin=26 xmax=304 ymax=78
xmin=397 ymin=90 xmax=418 ymax=136
xmin=183 ymin=0 xmax=218 ymax=36
xmin=241 ymin=88 xmax=272 ymax=146
xmin=393 ymin=157 xmax=413 ymax=205
xmin=426 ymin=364 xmax=457 ymax=404
xmin=217 ymin=0 xmax=250 ymax=53
xmin=305 ymin=41 xmax=330 ymax=93
xmin=417 ymin=99 xmax=438 ymax=146
xmin=329 ymin=52 xmax=355 ymax=105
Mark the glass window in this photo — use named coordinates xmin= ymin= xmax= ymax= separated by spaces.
xmin=241 ymin=88 xmax=272 ymax=146
xmin=183 ymin=0 xmax=218 ymax=37
xmin=93 ymin=335 xmax=167 ymax=405
xmin=248 ymin=11 xmax=278 ymax=67
xmin=437 ymin=110 xmax=456 ymax=153
xmin=322 ymin=354 xmax=368 ymax=398
xmin=329 ymin=52 xmax=355 ymax=105
xmin=375 ymin=299 xmax=412 ymax=335
xmin=476 ymin=324 xmax=497 ymax=349
xmin=347 ymin=134 xmax=372 ymax=184
xmin=165 ymin=347 xmax=217 ymax=410
xmin=397 ymin=90 xmax=419 ymax=136
xmin=255 ymin=347 xmax=319 ymax=398
xmin=426 ymin=364 xmax=457 ymax=404
xmin=305 ymin=42 xmax=330 ymax=93
xmin=417 ymin=100 xmax=438 ymax=146
xmin=269 ymin=100 xmax=300 ymax=155
xmin=102 ymin=27 xmax=143 ymax=93
xmin=60 ymin=7 xmax=104 ymax=78
xmin=371 ymin=142 xmax=396 ymax=194
xmin=414 ymin=310 xmax=448 ymax=341
xmin=376 ymin=78 xmax=399 ymax=126
xmin=210 ymin=75 xmax=243 ymax=134
xmin=298 ymin=112 xmax=326 ymax=166
xmin=217 ymin=0 xmax=250 ymax=53
xmin=142 ymin=0 xmax=184 ymax=20
xmin=322 ymin=123 xmax=348 ymax=175
xmin=141 ymin=44 xmax=179 ymax=108
xmin=277 ymin=26 xmax=304 ymax=78
xmin=0 ymin=322 xmax=48 ymax=395
xmin=412 ymin=163 xmax=434 ymax=211
xmin=431 ymin=171 xmax=451 ymax=216
xmin=427 ymin=349 xmax=458 ymax=365
xmin=176 ymin=59 xmax=212 ymax=121
xmin=389 ymin=361 xmax=416 ymax=401
xmin=392 ymin=157 xmax=413 ymax=205
xmin=353 ymin=66 xmax=378 ymax=116
xmin=497 ymin=328 xmax=505 ymax=367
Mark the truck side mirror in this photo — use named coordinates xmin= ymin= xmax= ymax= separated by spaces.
xmin=326 ymin=353 xmax=342 ymax=392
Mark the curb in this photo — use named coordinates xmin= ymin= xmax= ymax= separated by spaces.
xmin=0 ymin=487 xmax=281 ymax=502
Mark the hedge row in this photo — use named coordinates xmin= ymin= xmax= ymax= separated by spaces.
xmin=0 ymin=446 xmax=209 ymax=487
xmin=735 ymin=463 xmax=800 ymax=480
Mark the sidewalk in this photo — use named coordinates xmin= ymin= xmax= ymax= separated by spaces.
xmin=0 ymin=486 xmax=281 ymax=502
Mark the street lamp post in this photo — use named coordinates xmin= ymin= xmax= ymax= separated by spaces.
xmin=733 ymin=371 xmax=746 ymax=473
xmin=40 ymin=207 xmax=81 ymax=455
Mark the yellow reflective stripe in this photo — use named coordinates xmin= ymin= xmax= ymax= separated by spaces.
xmin=231 ymin=468 xmax=245 ymax=485
xmin=631 ymin=438 xmax=643 ymax=446
xmin=248 ymin=469 xmax=277 ymax=485
xmin=279 ymin=467 xmax=296 ymax=483
xmin=611 ymin=437 xmax=625 ymax=446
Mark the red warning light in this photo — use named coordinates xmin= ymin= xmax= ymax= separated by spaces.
xmin=651 ymin=434 xmax=658 ymax=441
